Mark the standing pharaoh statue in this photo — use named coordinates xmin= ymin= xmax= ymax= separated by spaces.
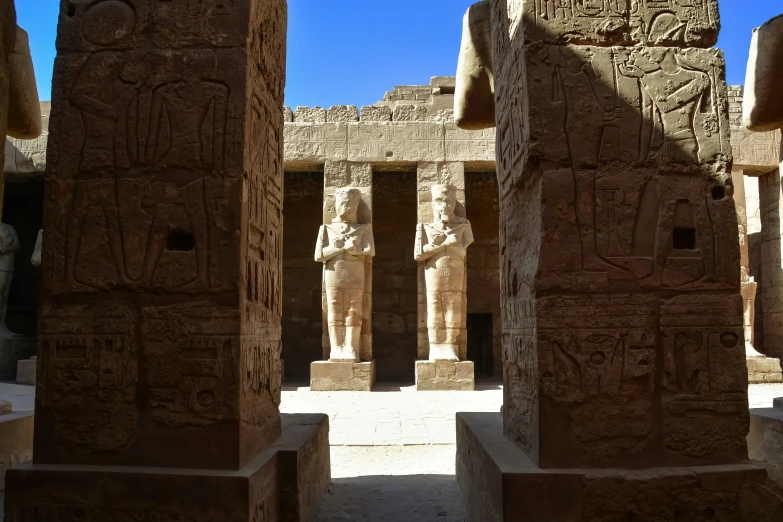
xmin=315 ymin=188 xmax=375 ymax=362
xmin=0 ymin=223 xmax=19 ymax=338
xmin=415 ymin=184 xmax=474 ymax=362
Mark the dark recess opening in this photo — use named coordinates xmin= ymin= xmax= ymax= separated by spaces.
xmin=3 ymin=179 xmax=44 ymax=338
xmin=372 ymin=170 xmax=417 ymax=382
xmin=166 ymin=228 xmax=195 ymax=251
xmin=467 ymin=313 xmax=493 ymax=376
xmin=281 ymin=172 xmax=324 ymax=380
xmin=672 ymin=227 xmax=697 ymax=250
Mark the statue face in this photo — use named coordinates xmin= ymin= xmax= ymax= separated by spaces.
xmin=335 ymin=191 xmax=360 ymax=223
xmin=629 ymin=48 xmax=664 ymax=73
xmin=432 ymin=194 xmax=456 ymax=223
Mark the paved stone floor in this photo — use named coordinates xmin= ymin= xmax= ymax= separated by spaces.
xmin=1 ymin=381 xmax=781 ymax=521
xmin=281 ymin=380 xmax=503 ymax=446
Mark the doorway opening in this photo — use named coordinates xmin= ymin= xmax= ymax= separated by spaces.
xmin=281 ymin=171 xmax=324 ymax=380
xmin=465 ymin=171 xmax=501 ymax=377
xmin=372 ymin=169 xmax=418 ymax=382
xmin=467 ymin=313 xmax=493 ymax=376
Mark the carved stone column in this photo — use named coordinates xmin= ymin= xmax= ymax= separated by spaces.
xmin=454 ymin=1 xmax=778 ymax=520
xmin=4 ymin=1 xmax=330 ymax=520
xmin=310 ymin=160 xmax=376 ymax=391
xmin=415 ymin=161 xmax=474 ymax=390
xmin=733 ymin=168 xmax=783 ymax=383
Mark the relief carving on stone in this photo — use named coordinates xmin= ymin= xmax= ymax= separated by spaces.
xmin=315 ymin=187 xmax=375 ymax=362
xmin=525 ymin=0 xmax=720 ymax=47
xmin=415 ymin=184 xmax=474 ymax=361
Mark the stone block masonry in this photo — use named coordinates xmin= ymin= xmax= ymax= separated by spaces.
xmin=453 ymin=0 xmax=782 ymax=519
xmin=3 ymin=1 xmax=330 ymax=520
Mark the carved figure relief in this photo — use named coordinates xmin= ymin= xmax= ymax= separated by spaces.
xmin=315 ymin=188 xmax=375 ymax=362
xmin=527 ymin=0 xmax=719 ymax=46
xmin=62 ymin=47 xmax=235 ymax=294
xmin=415 ymin=185 xmax=474 ymax=361
xmin=531 ymin=46 xmax=724 ymax=170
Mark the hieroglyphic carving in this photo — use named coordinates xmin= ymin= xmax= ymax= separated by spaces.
xmin=538 ymin=169 xmax=740 ymax=293
xmin=58 ymin=47 xmax=241 ymax=294
xmin=525 ymin=45 xmax=730 ymax=181
xmin=525 ymin=0 xmax=720 ymax=46
xmin=36 ymin=302 xmax=138 ymax=458
xmin=458 ymin=0 xmax=747 ymax=470
xmin=661 ymin=294 xmax=748 ymax=460
xmin=31 ymin=0 xmax=286 ymax=472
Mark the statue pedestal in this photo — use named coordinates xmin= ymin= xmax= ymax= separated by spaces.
xmin=747 ymin=356 xmax=783 ymax=384
xmin=747 ymin=346 xmax=783 ymax=384
xmin=749 ymin=402 xmax=783 ymax=494
xmin=5 ymin=414 xmax=330 ymax=522
xmin=310 ymin=360 xmax=375 ymax=391
xmin=0 ymin=405 xmax=33 ymax=500
xmin=0 ymin=337 xmax=35 ymax=380
xmin=15 ymin=355 xmax=35 ymax=385
xmin=415 ymin=360 xmax=474 ymax=391
xmin=457 ymin=413 xmax=780 ymax=522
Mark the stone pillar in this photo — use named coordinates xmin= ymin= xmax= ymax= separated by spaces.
xmin=4 ymin=1 xmax=331 ymax=520
xmin=0 ymin=1 xmax=14 ymax=204
xmin=734 ymin=168 xmax=783 ymax=383
xmin=414 ymin=161 xmax=474 ymax=390
xmin=454 ymin=1 xmax=777 ymax=519
xmin=310 ymin=160 xmax=376 ymax=391
xmin=759 ymin=165 xmax=783 ymax=360
xmin=2 ymin=16 xmax=42 ymax=218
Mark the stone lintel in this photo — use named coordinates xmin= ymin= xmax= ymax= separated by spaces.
xmin=457 ymin=413 xmax=781 ymax=522
xmin=4 ymin=414 xmax=330 ymax=521
xmin=415 ymin=361 xmax=474 ymax=391
xmin=310 ymin=361 xmax=375 ymax=392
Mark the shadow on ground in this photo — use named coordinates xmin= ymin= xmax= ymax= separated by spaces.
xmin=315 ymin=475 xmax=467 ymax=522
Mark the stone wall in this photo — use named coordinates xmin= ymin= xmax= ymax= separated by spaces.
xmin=372 ymin=171 xmax=418 ymax=381
xmin=465 ymin=172 xmax=501 ymax=377
xmin=3 ymin=102 xmax=48 ymax=177
xmin=282 ymin=172 xmax=324 ymax=379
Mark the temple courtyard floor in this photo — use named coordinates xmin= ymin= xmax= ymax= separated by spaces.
xmin=1 ymin=381 xmax=781 ymax=521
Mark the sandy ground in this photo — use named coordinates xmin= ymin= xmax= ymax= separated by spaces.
xmin=316 ymin=445 xmax=467 ymax=522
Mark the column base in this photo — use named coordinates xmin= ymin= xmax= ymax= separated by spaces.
xmin=456 ymin=412 xmax=783 ymax=522
xmin=0 ymin=411 xmax=33 ymax=500
xmin=15 ymin=356 xmax=36 ymax=385
xmin=4 ymin=413 xmax=330 ymax=522
xmin=749 ymin=406 xmax=783 ymax=492
xmin=310 ymin=360 xmax=375 ymax=391
xmin=0 ymin=337 xmax=35 ymax=380
xmin=747 ymin=356 xmax=783 ymax=383
xmin=415 ymin=360 xmax=474 ymax=391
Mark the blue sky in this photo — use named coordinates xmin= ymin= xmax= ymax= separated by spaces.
xmin=17 ymin=0 xmax=783 ymax=106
